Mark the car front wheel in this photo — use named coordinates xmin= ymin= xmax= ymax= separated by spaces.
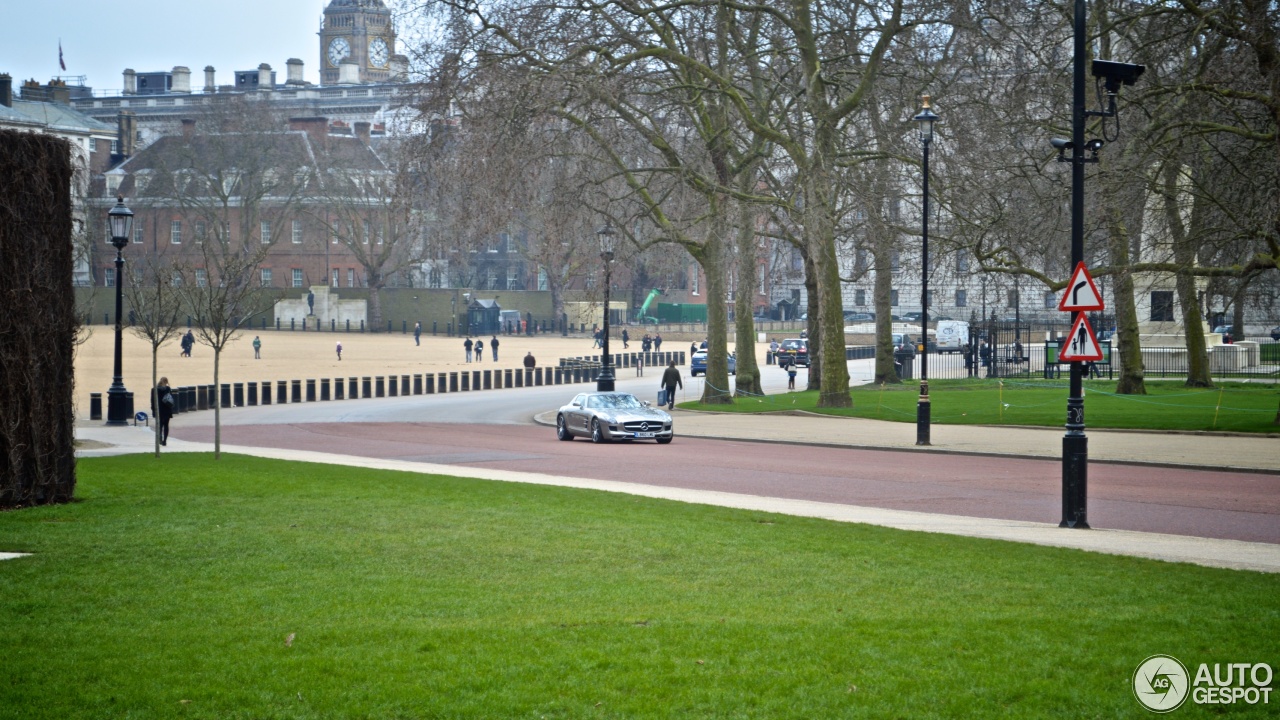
xmin=556 ymin=415 xmax=573 ymax=441
xmin=590 ymin=418 xmax=607 ymax=444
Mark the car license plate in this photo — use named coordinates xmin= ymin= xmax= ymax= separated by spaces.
xmin=634 ymin=432 xmax=655 ymax=438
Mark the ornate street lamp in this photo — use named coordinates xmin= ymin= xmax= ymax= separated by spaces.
xmin=913 ymin=96 xmax=938 ymax=446
xmin=596 ymin=223 xmax=618 ymax=391
xmin=105 ymin=196 xmax=134 ymax=425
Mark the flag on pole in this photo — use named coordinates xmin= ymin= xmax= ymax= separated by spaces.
xmin=59 ymin=41 xmax=66 ymax=71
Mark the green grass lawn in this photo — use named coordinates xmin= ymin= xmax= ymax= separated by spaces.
xmin=1 ymin=455 xmax=1276 ymax=718
xmin=692 ymin=379 xmax=1280 ymax=433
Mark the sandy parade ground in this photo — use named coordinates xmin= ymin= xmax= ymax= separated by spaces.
xmin=73 ymin=325 xmax=745 ymax=418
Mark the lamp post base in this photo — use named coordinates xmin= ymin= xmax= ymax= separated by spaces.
xmin=916 ymin=398 xmax=931 ymax=445
xmin=1060 ymin=433 xmax=1090 ymax=528
xmin=105 ymin=385 xmax=131 ymax=426
xmin=596 ymin=368 xmax=615 ymax=392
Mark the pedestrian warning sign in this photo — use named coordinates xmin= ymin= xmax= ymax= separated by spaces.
xmin=1059 ymin=314 xmax=1103 ymax=362
xmin=1058 ymin=262 xmax=1104 ymax=312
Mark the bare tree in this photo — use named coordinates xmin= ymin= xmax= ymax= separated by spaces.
xmin=124 ymin=253 xmax=185 ymax=456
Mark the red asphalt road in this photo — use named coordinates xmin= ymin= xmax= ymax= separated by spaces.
xmin=174 ymin=422 xmax=1280 ymax=545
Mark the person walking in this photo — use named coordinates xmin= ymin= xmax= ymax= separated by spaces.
xmin=414 ymin=322 xmax=422 ymax=346
xmin=787 ymin=364 xmax=797 ymax=390
xmin=654 ymin=333 xmax=663 ymax=352
xmin=660 ymin=360 xmax=682 ymax=411
xmin=490 ymin=335 xmax=499 ymax=361
xmin=153 ymin=376 xmax=175 ymax=446
xmin=181 ymin=330 xmax=194 ymax=357
xmin=252 ymin=335 xmax=261 ymax=359
xmin=336 ymin=340 xmax=343 ymax=361
xmin=593 ymin=325 xmax=602 ymax=349
xmin=621 ymin=328 xmax=630 ymax=349
xmin=523 ymin=351 xmax=537 ymax=369
xmin=474 ymin=339 xmax=484 ymax=363
xmin=464 ymin=337 xmax=474 ymax=362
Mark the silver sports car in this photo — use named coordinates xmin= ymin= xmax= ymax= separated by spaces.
xmin=555 ymin=392 xmax=674 ymax=444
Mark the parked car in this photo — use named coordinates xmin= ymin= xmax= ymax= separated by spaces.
xmin=844 ymin=311 xmax=874 ymax=322
xmin=555 ymin=392 xmax=673 ymax=444
xmin=934 ymin=320 xmax=969 ymax=353
xmin=776 ymin=338 xmax=810 ymax=368
xmin=902 ymin=312 xmax=923 ymax=323
xmin=1271 ymin=326 xmax=1280 ymax=341
xmin=691 ymin=351 xmax=736 ymax=377
xmin=1213 ymin=325 xmax=1233 ymax=336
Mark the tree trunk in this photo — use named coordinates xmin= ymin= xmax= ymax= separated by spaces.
xmin=1231 ymin=278 xmax=1249 ymax=342
xmin=873 ymin=239 xmax=899 ymax=384
xmin=698 ymin=213 xmax=733 ymax=405
xmin=1105 ymin=204 xmax=1147 ymax=394
xmin=1164 ymin=163 xmax=1213 ymax=387
xmin=804 ymin=254 xmax=820 ymax=392
xmin=368 ymin=279 xmax=384 ymax=329
xmin=733 ymin=197 xmax=763 ymax=397
xmin=213 ymin=349 xmax=222 ymax=459
xmin=152 ymin=351 xmax=160 ymax=457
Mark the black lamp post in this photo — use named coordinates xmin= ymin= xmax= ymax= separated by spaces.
xmin=105 ymin=196 xmax=134 ymax=426
xmin=913 ymin=96 xmax=938 ymax=446
xmin=596 ymin=223 xmax=618 ymax=391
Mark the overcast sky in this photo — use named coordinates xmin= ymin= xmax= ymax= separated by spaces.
xmin=3 ymin=0 xmax=387 ymax=93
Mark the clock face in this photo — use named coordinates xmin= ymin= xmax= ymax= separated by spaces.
xmin=327 ymin=37 xmax=351 ymax=67
xmin=369 ymin=38 xmax=389 ymax=68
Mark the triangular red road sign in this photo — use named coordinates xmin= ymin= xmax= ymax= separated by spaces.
xmin=1058 ymin=262 xmax=1105 ymax=311
xmin=1059 ymin=314 xmax=1103 ymax=361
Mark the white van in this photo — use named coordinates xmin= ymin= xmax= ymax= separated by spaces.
xmin=935 ymin=320 xmax=969 ymax=353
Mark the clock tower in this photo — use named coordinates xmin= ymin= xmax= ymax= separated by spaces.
xmin=319 ymin=0 xmax=396 ymax=85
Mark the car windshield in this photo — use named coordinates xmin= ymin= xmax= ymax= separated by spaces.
xmin=588 ymin=394 xmax=644 ymax=410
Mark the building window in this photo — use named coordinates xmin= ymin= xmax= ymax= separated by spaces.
xmin=486 ymin=268 xmax=498 ymax=290
xmin=332 ymin=269 xmax=339 ymax=287
xmin=104 ymin=268 xmax=115 ymax=287
xmin=362 ymin=220 xmax=371 ymax=244
xmin=260 ymin=221 xmax=271 ymax=244
xmin=292 ymin=269 xmax=304 ymax=288
xmin=956 ymin=289 xmax=967 ymax=307
xmin=891 ymin=289 xmax=899 ymax=306
xmin=170 ymin=220 xmax=182 ymax=244
xmin=1043 ymin=291 xmax=1056 ymax=309
xmin=891 ymin=251 xmax=900 ymax=272
xmin=691 ymin=266 xmax=699 ymax=294
xmin=1007 ymin=289 xmax=1019 ymax=308
xmin=856 ymin=248 xmax=868 ymax=272
xmin=507 ymin=267 xmax=518 ymax=290
xmin=1150 ymin=291 xmax=1175 ymax=321
xmin=195 ymin=269 xmax=208 ymax=287
xmin=292 ymin=219 xmax=303 ymax=244
xmin=957 ymin=250 xmax=969 ymax=272
xmin=537 ymin=267 xmax=548 ymax=291
xmin=348 ymin=268 xmax=355 ymax=287
xmin=855 ymin=289 xmax=866 ymax=305
xmin=133 ymin=227 xmax=143 ymax=244
xmin=260 ymin=268 xmax=273 ymax=287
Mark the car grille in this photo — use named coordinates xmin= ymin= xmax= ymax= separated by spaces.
xmin=622 ymin=420 xmax=666 ymax=432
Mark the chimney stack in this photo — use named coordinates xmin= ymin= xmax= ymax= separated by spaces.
xmin=337 ymin=60 xmax=360 ymax=84
xmin=171 ymin=66 xmax=191 ymax=93
xmin=117 ymin=110 xmax=137 ymax=158
xmin=286 ymin=58 xmax=305 ymax=85
xmin=1 ymin=74 xmax=13 ymax=107
xmin=354 ymin=121 xmax=371 ymax=145
xmin=122 ymin=68 xmax=136 ymax=95
xmin=181 ymin=118 xmax=196 ymax=141
xmin=204 ymin=66 xmax=216 ymax=93
xmin=289 ymin=116 xmax=328 ymax=150
xmin=257 ymin=63 xmax=273 ymax=90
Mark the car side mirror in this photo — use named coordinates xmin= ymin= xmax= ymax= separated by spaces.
xmin=571 ymin=401 xmax=581 ymax=408
xmin=641 ymin=400 xmax=651 ymax=407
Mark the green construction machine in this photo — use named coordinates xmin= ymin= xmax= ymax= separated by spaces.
xmin=637 ymin=288 xmax=663 ymax=324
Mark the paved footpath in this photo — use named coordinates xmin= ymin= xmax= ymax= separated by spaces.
xmin=71 ymin=406 xmax=1280 ymax=574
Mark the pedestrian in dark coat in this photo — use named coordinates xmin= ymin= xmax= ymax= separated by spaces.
xmin=153 ymin=376 xmax=174 ymax=446
xmin=660 ymin=360 xmax=683 ymax=410
xmin=622 ymin=329 xmax=630 ymax=349
xmin=524 ymin=351 xmax=537 ymax=369
xmin=490 ymin=336 xmax=499 ymax=361
xmin=414 ymin=322 xmax=422 ymax=346
xmin=464 ymin=338 xmax=474 ymax=362
xmin=654 ymin=334 xmax=663 ymax=351
xmin=474 ymin=339 xmax=484 ymax=363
